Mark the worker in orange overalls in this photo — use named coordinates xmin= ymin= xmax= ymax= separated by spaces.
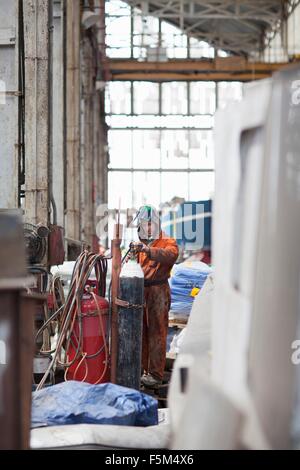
xmin=131 ymin=205 xmax=179 ymax=388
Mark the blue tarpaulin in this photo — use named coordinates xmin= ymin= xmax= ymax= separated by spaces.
xmin=169 ymin=261 xmax=212 ymax=318
xmin=31 ymin=381 xmax=158 ymax=429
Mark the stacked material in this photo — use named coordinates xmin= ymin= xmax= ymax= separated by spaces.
xmin=169 ymin=261 xmax=212 ymax=321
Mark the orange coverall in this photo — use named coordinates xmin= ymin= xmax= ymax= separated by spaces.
xmin=138 ymin=232 xmax=179 ymax=381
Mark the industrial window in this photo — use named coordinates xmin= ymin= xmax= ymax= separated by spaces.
xmin=105 ymin=2 xmax=243 ymax=213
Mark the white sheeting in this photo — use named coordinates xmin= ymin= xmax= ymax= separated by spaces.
xmin=31 ymin=408 xmax=170 ymax=449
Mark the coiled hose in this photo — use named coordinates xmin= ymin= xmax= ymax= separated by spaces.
xmin=36 ymin=250 xmax=108 ymax=390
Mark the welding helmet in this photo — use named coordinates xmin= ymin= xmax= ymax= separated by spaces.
xmin=134 ymin=205 xmax=160 ymax=240
xmin=135 ymin=205 xmax=159 ymax=225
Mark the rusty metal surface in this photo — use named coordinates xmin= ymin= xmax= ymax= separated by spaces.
xmin=110 ymin=237 xmax=122 ymax=384
xmin=48 ymin=224 xmax=65 ymax=266
xmin=0 ymin=293 xmax=35 ymax=450
xmin=19 ymin=294 xmax=35 ymax=449
xmin=0 ymin=293 xmax=22 ymax=449
xmin=0 ymin=212 xmax=35 ymax=449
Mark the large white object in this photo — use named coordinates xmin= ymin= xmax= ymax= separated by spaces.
xmin=168 ymin=274 xmax=215 ymax=438
xmin=212 ymin=65 xmax=300 ymax=449
xmin=168 ymin=65 xmax=300 ymax=451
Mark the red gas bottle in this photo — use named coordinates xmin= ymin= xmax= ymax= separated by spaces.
xmin=66 ymin=291 xmax=110 ymax=384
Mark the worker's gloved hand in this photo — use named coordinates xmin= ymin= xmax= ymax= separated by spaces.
xmin=130 ymin=242 xmax=150 ymax=256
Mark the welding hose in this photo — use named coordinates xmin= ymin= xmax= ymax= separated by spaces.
xmin=37 ymin=252 xmax=94 ymax=388
xmin=36 ymin=251 xmax=108 ymax=390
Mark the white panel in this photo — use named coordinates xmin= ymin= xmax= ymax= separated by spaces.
xmin=0 ymin=0 xmax=19 ymax=208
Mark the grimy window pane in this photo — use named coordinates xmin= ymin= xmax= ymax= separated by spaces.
xmin=133 ymin=82 xmax=159 ymax=115
xmin=106 ymin=1 xmax=131 ymax=16
xmin=106 ymin=14 xmax=131 ymax=58
xmin=133 ymin=13 xmax=159 ymax=46
xmin=132 ymin=171 xmax=161 ymax=209
xmin=189 ymin=38 xmax=215 ymax=59
xmin=218 ymin=82 xmax=243 ymax=110
xmin=162 ymin=82 xmax=188 ymax=115
xmin=132 ymin=130 xmax=161 ymax=169
xmin=108 ymin=82 xmax=132 ymax=115
xmin=161 ymin=21 xmax=187 ymax=59
xmin=190 ymin=82 xmax=216 ymax=115
xmin=189 ymin=130 xmax=214 ymax=169
xmin=161 ymin=172 xmax=189 ymax=203
xmin=161 ymin=130 xmax=189 ymax=169
xmin=108 ymin=130 xmax=132 ymax=169
xmin=108 ymin=172 xmax=133 ymax=209
xmin=189 ymin=172 xmax=215 ymax=201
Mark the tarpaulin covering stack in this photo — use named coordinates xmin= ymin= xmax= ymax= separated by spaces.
xmin=31 ymin=381 xmax=158 ymax=428
xmin=169 ymin=261 xmax=212 ymax=320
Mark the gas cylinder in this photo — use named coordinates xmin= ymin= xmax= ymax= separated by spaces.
xmin=116 ymin=257 xmax=144 ymax=390
xmin=66 ymin=293 xmax=110 ymax=384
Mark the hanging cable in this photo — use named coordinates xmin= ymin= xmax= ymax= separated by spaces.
xmin=36 ymin=250 xmax=108 ymax=390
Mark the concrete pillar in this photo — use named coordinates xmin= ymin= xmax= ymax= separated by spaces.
xmin=81 ymin=37 xmax=94 ymax=248
xmin=23 ymin=0 xmax=51 ymax=227
xmin=65 ymin=0 xmax=81 ymax=241
xmin=52 ymin=0 xmax=65 ymax=227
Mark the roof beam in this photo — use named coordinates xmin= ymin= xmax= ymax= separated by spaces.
xmin=107 ymin=57 xmax=297 ymax=82
xmin=125 ymin=1 xmax=283 ymax=21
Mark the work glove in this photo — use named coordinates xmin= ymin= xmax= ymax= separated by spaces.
xmin=130 ymin=242 xmax=150 ymax=256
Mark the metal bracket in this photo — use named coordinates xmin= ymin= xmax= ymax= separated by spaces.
xmin=0 ymin=91 xmax=23 ymax=97
xmin=115 ymin=298 xmax=145 ymax=309
xmin=0 ymin=28 xmax=16 ymax=46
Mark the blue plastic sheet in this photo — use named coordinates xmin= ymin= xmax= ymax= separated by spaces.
xmin=169 ymin=261 xmax=212 ymax=317
xmin=31 ymin=381 xmax=158 ymax=429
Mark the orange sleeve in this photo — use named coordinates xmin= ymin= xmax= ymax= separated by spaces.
xmin=149 ymin=238 xmax=179 ymax=265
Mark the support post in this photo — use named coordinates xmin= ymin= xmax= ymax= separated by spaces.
xmin=23 ymin=0 xmax=51 ymax=227
xmin=110 ymin=223 xmax=122 ymax=383
xmin=66 ymin=0 xmax=81 ymax=242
